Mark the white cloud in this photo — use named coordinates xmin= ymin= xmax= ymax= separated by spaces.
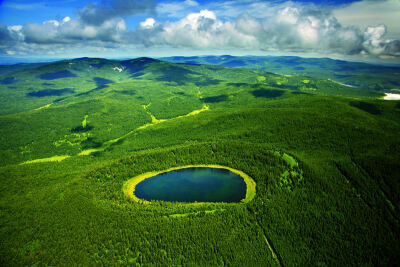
xmin=276 ymin=7 xmax=299 ymax=25
xmin=140 ymin=18 xmax=156 ymax=28
xmin=363 ymin=24 xmax=387 ymax=55
xmin=298 ymin=22 xmax=319 ymax=45
xmin=146 ymin=5 xmax=398 ymax=59
xmin=158 ymin=10 xmax=258 ymax=49
xmin=62 ymin=16 xmax=71 ymax=23
xmin=334 ymin=0 xmax=400 ymax=39
xmin=8 ymin=25 xmax=23 ymax=31
xmin=22 ymin=16 xmax=127 ymax=44
xmin=235 ymin=13 xmax=262 ymax=36
xmin=1 ymin=0 xmax=399 ymax=62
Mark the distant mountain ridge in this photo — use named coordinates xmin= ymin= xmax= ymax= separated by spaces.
xmin=0 ymin=56 xmax=389 ymax=115
xmin=2 ymin=55 xmax=400 ymax=90
xmin=161 ymin=55 xmax=400 ymax=90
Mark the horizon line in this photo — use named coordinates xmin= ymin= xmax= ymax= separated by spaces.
xmin=1 ymin=54 xmax=400 ymax=67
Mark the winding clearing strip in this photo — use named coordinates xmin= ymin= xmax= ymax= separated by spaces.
xmin=22 ymin=104 xmax=210 ymax=163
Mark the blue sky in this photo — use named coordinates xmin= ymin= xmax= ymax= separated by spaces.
xmin=0 ymin=0 xmax=399 ymax=63
xmin=0 ymin=0 xmax=362 ymax=28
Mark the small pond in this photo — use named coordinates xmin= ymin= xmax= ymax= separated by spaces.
xmin=134 ymin=167 xmax=247 ymax=203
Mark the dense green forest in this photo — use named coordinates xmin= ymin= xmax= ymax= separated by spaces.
xmin=0 ymin=56 xmax=399 ymax=265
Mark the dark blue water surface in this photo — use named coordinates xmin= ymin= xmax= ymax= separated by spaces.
xmin=135 ymin=167 xmax=247 ymax=203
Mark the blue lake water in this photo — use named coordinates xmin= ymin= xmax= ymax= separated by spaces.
xmin=134 ymin=167 xmax=247 ymax=203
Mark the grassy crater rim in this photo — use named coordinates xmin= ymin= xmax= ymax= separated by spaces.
xmin=123 ymin=164 xmax=256 ymax=205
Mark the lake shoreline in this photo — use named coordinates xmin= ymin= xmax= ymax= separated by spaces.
xmin=123 ymin=164 xmax=256 ymax=205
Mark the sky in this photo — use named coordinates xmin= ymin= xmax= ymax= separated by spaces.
xmin=0 ymin=0 xmax=399 ymax=63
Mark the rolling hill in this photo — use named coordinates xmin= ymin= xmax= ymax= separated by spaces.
xmin=0 ymin=56 xmax=399 ymax=266
xmin=163 ymin=55 xmax=400 ymax=90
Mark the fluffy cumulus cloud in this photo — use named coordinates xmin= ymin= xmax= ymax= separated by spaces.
xmin=2 ymin=0 xmax=153 ymax=55
xmin=133 ymin=5 xmax=400 ymax=59
xmin=19 ymin=0 xmax=153 ymax=44
xmin=333 ymin=0 xmax=400 ymax=39
xmin=2 ymin=0 xmax=400 ymax=61
xmin=259 ymin=6 xmax=364 ymax=53
xmin=158 ymin=10 xmax=258 ymax=48
xmin=22 ymin=16 xmax=127 ymax=44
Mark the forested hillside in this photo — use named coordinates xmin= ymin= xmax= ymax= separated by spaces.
xmin=0 ymin=57 xmax=399 ymax=265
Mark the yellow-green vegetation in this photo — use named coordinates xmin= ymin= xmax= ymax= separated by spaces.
xmin=274 ymin=151 xmax=303 ymax=191
xmin=19 ymin=143 xmax=33 ymax=154
xmin=78 ymin=148 xmax=101 ymax=156
xmin=257 ymin=76 xmax=266 ymax=82
xmin=123 ymin=164 xmax=256 ymax=204
xmin=123 ymin=171 xmax=152 ymax=204
xmin=301 ymin=87 xmax=317 ymax=91
xmin=302 ymin=79 xmax=310 ymax=84
xmin=54 ymin=132 xmax=90 ymax=147
xmin=34 ymin=103 xmax=52 ymax=111
xmin=142 ymin=104 xmax=165 ymax=124
xmin=282 ymin=153 xmax=298 ymax=168
xmin=20 ymin=155 xmax=70 ymax=164
xmin=80 ymin=104 xmax=210 ymax=155
xmin=82 ymin=115 xmax=88 ymax=128
xmin=168 ymin=208 xmax=226 ymax=218
xmin=177 ymin=103 xmax=209 ymax=117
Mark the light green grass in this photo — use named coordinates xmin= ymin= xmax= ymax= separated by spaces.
xmin=168 ymin=209 xmax=226 ymax=218
xmin=21 ymin=155 xmax=70 ymax=164
xmin=282 ymin=153 xmax=298 ymax=168
xmin=82 ymin=115 xmax=88 ymax=128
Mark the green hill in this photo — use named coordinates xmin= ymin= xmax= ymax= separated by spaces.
xmin=0 ymin=57 xmax=399 ymax=266
xmin=163 ymin=55 xmax=400 ymax=90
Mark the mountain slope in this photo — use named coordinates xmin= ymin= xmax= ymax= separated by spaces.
xmin=162 ymin=55 xmax=400 ymax=90
xmin=0 ymin=57 xmax=384 ymax=115
xmin=0 ymin=57 xmax=399 ymax=266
